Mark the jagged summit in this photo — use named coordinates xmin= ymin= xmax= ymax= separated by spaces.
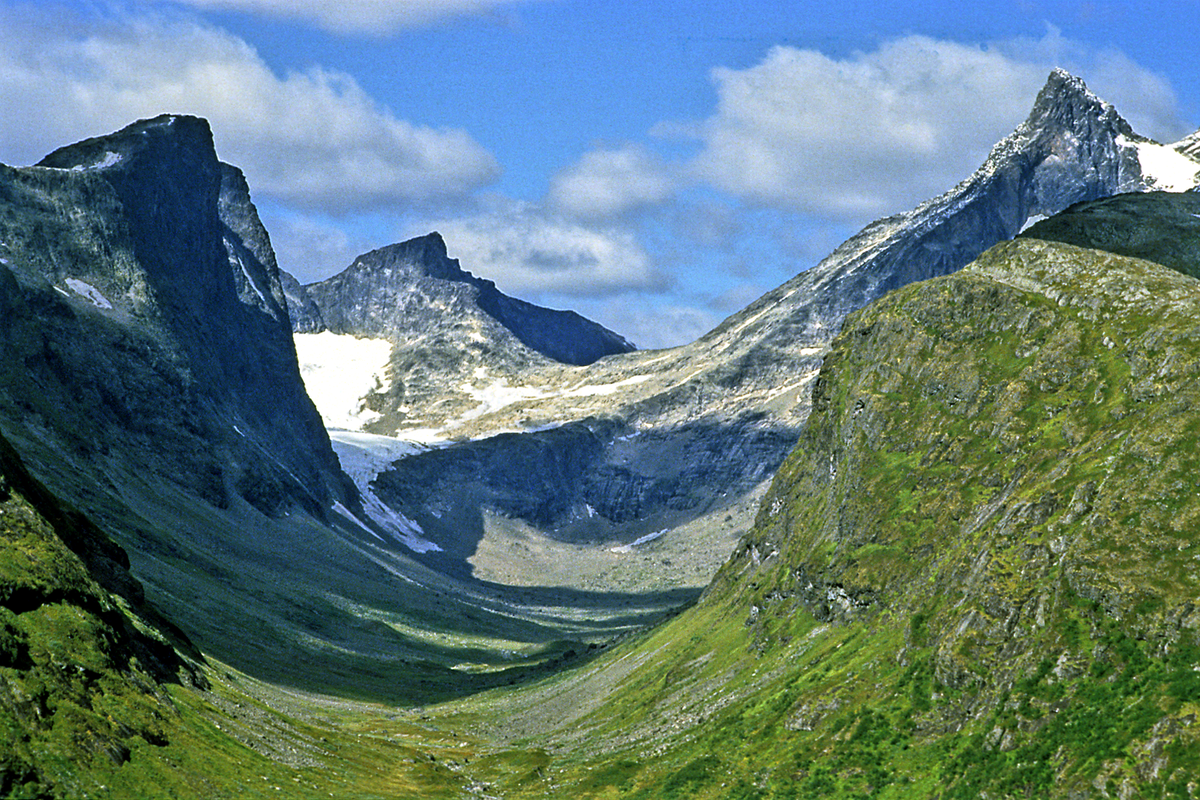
xmin=293 ymin=231 xmax=634 ymax=366
xmin=1027 ymin=67 xmax=1135 ymax=135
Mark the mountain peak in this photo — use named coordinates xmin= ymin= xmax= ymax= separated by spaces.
xmin=337 ymin=232 xmax=472 ymax=285
xmin=37 ymin=114 xmax=216 ymax=173
xmin=1025 ymin=68 xmax=1134 ymax=138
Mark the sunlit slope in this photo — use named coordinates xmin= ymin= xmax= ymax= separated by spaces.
xmin=472 ymin=238 xmax=1200 ymax=798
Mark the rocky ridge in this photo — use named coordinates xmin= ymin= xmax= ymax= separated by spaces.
xmin=338 ymin=71 xmax=1199 ymax=584
xmin=0 ymin=114 xmax=353 ymax=519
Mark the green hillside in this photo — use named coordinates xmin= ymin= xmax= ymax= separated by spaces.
xmin=471 ymin=237 xmax=1200 ymax=798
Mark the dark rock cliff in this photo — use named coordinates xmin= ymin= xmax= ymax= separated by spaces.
xmin=0 ymin=114 xmax=353 ymax=518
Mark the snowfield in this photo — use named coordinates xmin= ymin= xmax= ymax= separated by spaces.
xmin=1119 ymin=135 xmax=1200 ymax=191
xmin=294 ymin=331 xmax=392 ymax=431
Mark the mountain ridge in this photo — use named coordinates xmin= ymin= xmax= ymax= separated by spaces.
xmin=330 ymin=70 xmax=1198 ymax=591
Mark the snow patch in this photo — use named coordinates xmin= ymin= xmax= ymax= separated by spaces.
xmin=328 ymin=430 xmax=442 ymax=553
xmin=64 ymin=278 xmax=113 ymax=309
xmin=1120 ymin=136 xmax=1200 ymax=191
xmin=70 ymin=151 xmax=123 ymax=171
xmin=610 ymin=529 xmax=667 ymax=554
xmin=227 ymin=241 xmax=268 ymax=306
xmin=294 ymin=331 xmax=392 ymax=431
xmin=562 ymin=374 xmax=652 ymax=397
xmin=460 ymin=375 xmax=551 ymax=421
xmin=1019 ymin=214 xmax=1047 ymax=233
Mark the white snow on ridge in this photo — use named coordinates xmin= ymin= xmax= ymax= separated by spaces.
xmin=70 ymin=151 xmax=123 ymax=171
xmin=1119 ymin=135 xmax=1200 ymax=191
xmin=64 ymin=278 xmax=113 ymax=309
xmin=294 ymin=331 xmax=392 ymax=431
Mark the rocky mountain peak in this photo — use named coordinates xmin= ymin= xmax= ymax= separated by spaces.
xmin=361 ymin=231 xmax=464 ymax=281
xmin=291 ymin=229 xmax=632 ymax=374
xmin=38 ymin=114 xmax=215 ymax=173
xmin=1025 ymin=67 xmax=1134 ymax=138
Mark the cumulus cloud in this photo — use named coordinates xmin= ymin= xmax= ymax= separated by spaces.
xmin=412 ymin=199 xmax=666 ymax=298
xmin=687 ymin=33 xmax=1188 ymax=221
xmin=257 ymin=209 xmax=381 ymax=283
xmin=0 ymin=9 xmax=498 ymax=212
xmin=162 ymin=0 xmax=542 ymax=35
xmin=547 ymin=145 xmax=676 ymax=220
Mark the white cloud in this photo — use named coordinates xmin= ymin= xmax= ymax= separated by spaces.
xmin=412 ymin=199 xmax=665 ymax=298
xmin=577 ymin=301 xmax=718 ymax=351
xmin=0 ymin=9 xmax=498 ymax=212
xmin=547 ymin=144 xmax=676 ymax=220
xmin=687 ymin=33 xmax=1189 ymax=222
xmin=161 ymin=0 xmax=542 ymax=35
xmin=257 ymin=209 xmax=380 ymax=283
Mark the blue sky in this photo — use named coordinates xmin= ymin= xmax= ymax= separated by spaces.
xmin=2 ymin=0 xmax=1197 ymax=348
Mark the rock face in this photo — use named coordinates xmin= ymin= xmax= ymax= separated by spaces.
xmin=0 ymin=114 xmax=352 ymax=518
xmin=357 ymin=71 xmax=1197 ymax=583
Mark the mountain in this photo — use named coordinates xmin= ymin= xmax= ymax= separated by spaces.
xmin=0 ymin=114 xmax=687 ymax=712
xmin=483 ymin=230 xmax=1200 ymax=798
xmin=295 ymin=232 xmax=634 ymax=366
xmin=3 ymin=76 xmax=1200 ymax=798
xmin=336 ymin=71 xmax=1200 ymax=589
xmin=0 ymin=114 xmax=352 ymax=518
xmin=285 ymin=233 xmax=635 ymax=435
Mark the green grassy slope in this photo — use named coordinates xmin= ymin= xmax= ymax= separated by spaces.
xmin=0 ymin=430 xmax=524 ymax=799
xmin=466 ymin=238 xmax=1200 ymax=798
